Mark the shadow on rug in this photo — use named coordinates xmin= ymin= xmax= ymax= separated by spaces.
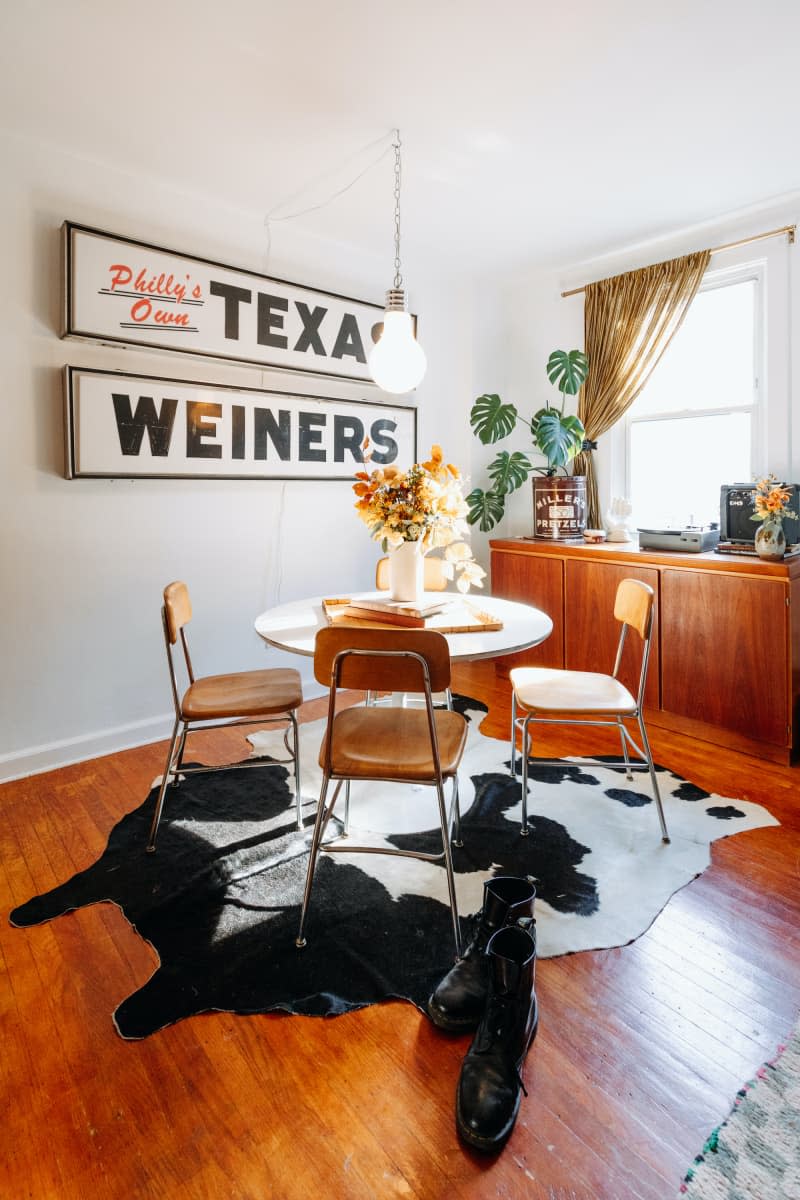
xmin=679 ymin=1015 xmax=800 ymax=1198
xmin=10 ymin=696 xmax=778 ymax=1039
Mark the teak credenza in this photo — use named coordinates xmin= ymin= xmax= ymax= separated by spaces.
xmin=490 ymin=537 xmax=800 ymax=765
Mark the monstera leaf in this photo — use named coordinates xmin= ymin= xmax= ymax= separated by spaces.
xmin=466 ymin=487 xmax=506 ymax=532
xmin=546 ymin=349 xmax=589 ymax=396
xmin=469 ymin=393 xmax=519 ymax=445
xmin=487 ymin=450 xmax=533 ymax=495
xmin=530 ymin=409 xmax=586 ymax=469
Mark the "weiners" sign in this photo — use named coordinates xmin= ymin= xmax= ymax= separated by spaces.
xmin=63 ymin=367 xmax=417 ymax=480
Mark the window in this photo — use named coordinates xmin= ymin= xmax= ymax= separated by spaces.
xmin=625 ymin=268 xmax=762 ymax=530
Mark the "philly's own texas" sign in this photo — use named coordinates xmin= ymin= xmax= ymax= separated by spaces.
xmin=62 ymin=223 xmax=389 ymax=383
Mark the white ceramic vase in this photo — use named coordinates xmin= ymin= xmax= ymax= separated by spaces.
xmin=388 ymin=540 xmax=425 ymax=603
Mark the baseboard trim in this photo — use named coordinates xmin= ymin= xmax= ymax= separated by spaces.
xmin=0 ymin=679 xmax=329 ymax=784
xmin=0 ymin=713 xmax=176 ymax=784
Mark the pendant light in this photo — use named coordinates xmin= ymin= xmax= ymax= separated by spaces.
xmin=368 ymin=130 xmax=427 ymax=394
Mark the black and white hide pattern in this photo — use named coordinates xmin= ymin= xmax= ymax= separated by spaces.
xmin=10 ymin=697 xmax=778 ymax=1039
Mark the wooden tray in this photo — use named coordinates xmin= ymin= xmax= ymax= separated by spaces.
xmin=322 ymin=598 xmax=503 ymax=634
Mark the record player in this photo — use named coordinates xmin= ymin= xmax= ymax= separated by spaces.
xmin=637 ymin=525 xmax=720 ymax=553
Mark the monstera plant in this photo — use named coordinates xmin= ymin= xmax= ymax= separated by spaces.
xmin=467 ymin=349 xmax=589 ymax=532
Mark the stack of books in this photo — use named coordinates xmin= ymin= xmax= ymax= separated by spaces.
xmin=322 ymin=596 xmax=504 ymax=634
xmin=329 ymin=597 xmax=453 ymax=628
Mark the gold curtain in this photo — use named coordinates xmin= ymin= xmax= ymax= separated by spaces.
xmin=572 ymin=249 xmax=711 ymax=527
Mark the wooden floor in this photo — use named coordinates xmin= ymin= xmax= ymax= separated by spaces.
xmin=2 ymin=661 xmax=799 ymax=1200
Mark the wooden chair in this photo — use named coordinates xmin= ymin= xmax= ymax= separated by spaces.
xmin=295 ymin=626 xmax=468 ymax=957
xmin=147 ymin=581 xmax=303 ymax=852
xmin=509 ymin=578 xmax=670 ymax=843
xmin=375 ymin=554 xmax=449 ymax=591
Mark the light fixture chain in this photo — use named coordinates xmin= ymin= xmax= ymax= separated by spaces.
xmin=393 ymin=131 xmax=403 ymax=290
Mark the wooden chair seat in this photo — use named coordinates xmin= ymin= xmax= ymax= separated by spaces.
xmin=321 ymin=706 xmax=467 ymax=780
xmin=509 ymin=667 xmax=637 ymax=717
xmin=510 ymin=578 xmax=669 ymax=844
xmin=182 ymin=669 xmax=303 ymax=721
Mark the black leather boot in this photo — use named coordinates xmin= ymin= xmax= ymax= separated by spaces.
xmin=427 ymin=876 xmax=535 ymax=1032
xmin=455 ymin=923 xmax=538 ymax=1153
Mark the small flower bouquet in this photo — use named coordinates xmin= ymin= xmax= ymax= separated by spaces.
xmin=353 ymin=444 xmax=486 ymax=592
xmin=750 ymin=476 xmax=797 ymax=524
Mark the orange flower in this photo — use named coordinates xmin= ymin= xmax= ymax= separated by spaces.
xmin=351 ymin=445 xmax=484 ymax=590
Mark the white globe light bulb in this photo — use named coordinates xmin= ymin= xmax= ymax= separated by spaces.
xmin=368 ymin=310 xmax=427 ymax=394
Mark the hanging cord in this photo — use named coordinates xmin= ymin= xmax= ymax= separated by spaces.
xmin=264 ymin=129 xmax=396 ymax=268
xmin=392 ymin=130 xmax=403 ymax=289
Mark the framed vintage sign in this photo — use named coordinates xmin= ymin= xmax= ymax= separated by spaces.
xmin=62 ymin=222 xmax=390 ymax=384
xmin=63 ymin=367 xmax=417 ymax=480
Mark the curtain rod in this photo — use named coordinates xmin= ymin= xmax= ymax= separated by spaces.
xmin=560 ymin=224 xmax=797 ymax=298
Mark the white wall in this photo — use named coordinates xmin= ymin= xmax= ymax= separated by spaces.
xmin=470 ymin=199 xmax=800 ymax=550
xmin=4 ymin=126 xmax=796 ymax=783
xmin=0 ymin=132 xmax=475 ymax=780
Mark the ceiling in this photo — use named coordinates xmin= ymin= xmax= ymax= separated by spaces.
xmin=2 ymin=0 xmax=799 ymax=278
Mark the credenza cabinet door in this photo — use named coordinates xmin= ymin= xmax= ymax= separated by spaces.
xmin=490 ymin=550 xmax=563 ymax=668
xmin=564 ymin=559 xmax=661 ymax=710
xmin=660 ymin=570 xmax=790 ymax=747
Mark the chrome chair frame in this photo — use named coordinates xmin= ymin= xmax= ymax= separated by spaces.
xmin=510 ymin=583 xmax=670 ymax=844
xmin=148 ymin=604 xmax=302 ymax=852
xmin=296 ymin=642 xmax=465 ymax=958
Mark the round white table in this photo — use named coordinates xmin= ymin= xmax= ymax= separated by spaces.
xmin=254 ymin=592 xmax=552 ymax=663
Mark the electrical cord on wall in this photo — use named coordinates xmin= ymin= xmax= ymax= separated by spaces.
xmin=263 ymin=129 xmax=395 ymax=268
xmin=270 ymin=480 xmax=287 ymax=606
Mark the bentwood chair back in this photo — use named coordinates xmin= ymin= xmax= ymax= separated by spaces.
xmin=509 ymin=578 xmax=670 ymax=844
xmin=295 ymin=626 xmax=468 ymax=958
xmin=147 ymin=581 xmax=303 ymax=852
xmin=375 ymin=554 xmax=449 ymax=591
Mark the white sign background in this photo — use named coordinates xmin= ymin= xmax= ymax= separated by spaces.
xmin=63 ymin=223 xmax=388 ymax=383
xmin=64 ymin=367 xmax=417 ymax=480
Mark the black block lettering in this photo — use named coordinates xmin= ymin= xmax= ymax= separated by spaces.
xmin=331 ymin=313 xmax=366 ymax=362
xmin=369 ymin=419 xmax=399 ymax=464
xmin=298 ymin=412 xmax=326 ymax=462
xmin=257 ymin=292 xmax=289 ymax=349
xmin=254 ymin=408 xmax=291 ymax=460
xmin=294 ymin=302 xmax=327 ymax=355
xmin=333 ymin=415 xmax=365 ymax=462
xmin=112 ymin=393 xmax=178 ymax=456
xmin=231 ymin=404 xmax=245 ymax=459
xmin=209 ymin=281 xmax=252 ymax=340
xmin=186 ymin=402 xmax=223 ymax=459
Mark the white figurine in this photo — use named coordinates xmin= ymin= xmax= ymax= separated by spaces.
xmin=606 ymin=496 xmax=635 ymax=542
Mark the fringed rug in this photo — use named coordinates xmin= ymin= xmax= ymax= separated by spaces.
xmin=10 ymin=696 xmax=777 ymax=1039
xmin=679 ymin=1015 xmax=800 ymax=1198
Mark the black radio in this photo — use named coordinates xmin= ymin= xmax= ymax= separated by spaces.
xmin=720 ymin=482 xmax=800 ymax=544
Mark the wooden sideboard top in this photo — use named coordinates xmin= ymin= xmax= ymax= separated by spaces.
xmin=489 ymin=536 xmax=800 ymax=579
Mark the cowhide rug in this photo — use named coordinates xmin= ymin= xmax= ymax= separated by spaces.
xmin=10 ymin=696 xmax=777 ymax=1039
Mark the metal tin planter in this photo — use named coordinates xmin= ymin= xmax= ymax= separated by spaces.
xmin=533 ymin=476 xmax=587 ymax=540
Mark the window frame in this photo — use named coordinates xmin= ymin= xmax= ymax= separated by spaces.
xmin=622 ymin=260 xmax=766 ymax=518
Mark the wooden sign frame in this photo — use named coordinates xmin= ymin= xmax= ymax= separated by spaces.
xmin=62 ymin=222 xmax=393 ymax=384
xmin=63 ymin=366 xmax=417 ymax=480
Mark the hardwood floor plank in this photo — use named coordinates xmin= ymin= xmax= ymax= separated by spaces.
xmin=3 ymin=662 xmax=800 ymax=1198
